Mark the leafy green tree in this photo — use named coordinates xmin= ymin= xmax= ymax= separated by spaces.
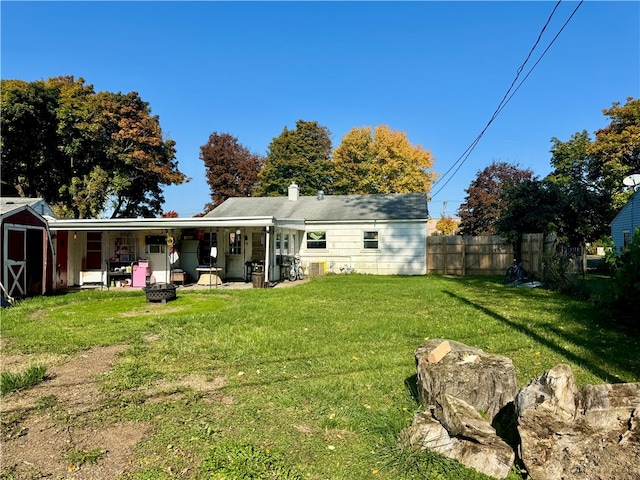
xmin=546 ymin=98 xmax=639 ymax=217
xmin=494 ymin=98 xmax=639 ymax=272
xmin=0 ymin=79 xmax=61 ymax=201
xmin=547 ymin=131 xmax=614 ymax=245
xmin=588 ymin=97 xmax=640 ymax=209
xmin=255 ymin=120 xmax=333 ymax=196
xmin=495 ymin=178 xmax=562 ymax=261
xmin=200 ymin=132 xmax=264 ymax=212
xmin=0 ymin=76 xmax=186 ymax=218
xmin=546 ymin=130 xmax=593 ymax=186
xmin=545 ymin=119 xmax=630 ymax=273
xmin=332 ymin=125 xmax=435 ymax=194
xmin=457 ymin=161 xmax=533 ymax=235
xmin=496 ymin=178 xmax=562 ymax=241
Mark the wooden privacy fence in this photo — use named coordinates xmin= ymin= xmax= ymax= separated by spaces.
xmin=426 ymin=234 xmax=547 ymax=276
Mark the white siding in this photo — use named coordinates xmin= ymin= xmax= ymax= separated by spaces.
xmin=299 ymin=221 xmax=426 ymax=275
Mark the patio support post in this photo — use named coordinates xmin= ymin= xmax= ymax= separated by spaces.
xmin=264 ymin=226 xmax=271 ymax=286
xmin=103 ymin=231 xmax=109 ymax=290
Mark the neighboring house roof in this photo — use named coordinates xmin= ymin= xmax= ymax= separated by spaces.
xmin=207 ymin=193 xmax=429 ymax=223
xmin=1 ymin=197 xmax=55 ymax=219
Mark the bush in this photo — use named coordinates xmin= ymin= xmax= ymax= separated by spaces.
xmin=606 ymin=227 xmax=640 ymax=324
xmin=542 ymin=251 xmax=573 ymax=291
xmin=542 ymin=251 xmax=613 ymax=303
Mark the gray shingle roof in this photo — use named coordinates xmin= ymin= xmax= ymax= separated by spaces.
xmin=0 ymin=197 xmax=53 ymax=218
xmin=206 ymin=193 xmax=429 ymax=222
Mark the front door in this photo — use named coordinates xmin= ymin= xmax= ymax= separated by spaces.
xmin=225 ymin=230 xmax=245 ymax=280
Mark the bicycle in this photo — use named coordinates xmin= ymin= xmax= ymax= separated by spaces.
xmin=504 ymin=260 xmax=528 ymax=285
xmin=288 ymin=254 xmax=304 ymax=281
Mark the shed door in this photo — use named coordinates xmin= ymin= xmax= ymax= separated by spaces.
xmin=4 ymin=227 xmax=27 ymax=297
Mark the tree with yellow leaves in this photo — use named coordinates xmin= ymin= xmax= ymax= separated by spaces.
xmin=333 ymin=125 xmax=436 ymax=194
xmin=435 ymin=216 xmax=459 ymax=235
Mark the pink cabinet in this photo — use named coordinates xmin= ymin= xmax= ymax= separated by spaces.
xmin=132 ymin=260 xmax=150 ymax=287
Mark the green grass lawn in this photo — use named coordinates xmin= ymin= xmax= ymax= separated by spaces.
xmin=2 ymin=274 xmax=638 ymax=479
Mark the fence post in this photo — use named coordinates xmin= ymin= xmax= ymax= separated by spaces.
xmin=462 ymin=236 xmax=466 ymax=276
xmin=443 ymin=236 xmax=447 ymax=276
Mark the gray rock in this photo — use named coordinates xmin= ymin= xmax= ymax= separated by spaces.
xmin=400 ymin=409 xmax=515 ymax=479
xmin=514 ymin=363 xmax=579 ymax=421
xmin=581 ymin=382 xmax=640 ymax=430
xmin=439 ymin=393 xmax=498 ymax=445
xmin=515 ymin=364 xmax=640 ymax=480
xmin=405 ymin=340 xmax=519 ymax=478
xmin=415 ymin=339 xmax=518 ymax=422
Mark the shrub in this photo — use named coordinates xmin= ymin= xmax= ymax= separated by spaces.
xmin=542 ymin=251 xmax=613 ymax=303
xmin=542 ymin=251 xmax=572 ymax=291
xmin=607 ymin=227 xmax=640 ymax=324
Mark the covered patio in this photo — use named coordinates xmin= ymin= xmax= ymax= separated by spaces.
xmin=47 ymin=216 xmax=306 ymax=290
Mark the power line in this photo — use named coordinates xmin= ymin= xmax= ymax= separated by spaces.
xmin=433 ymin=1 xmax=562 ymax=190
xmin=431 ymin=0 xmax=583 ymax=199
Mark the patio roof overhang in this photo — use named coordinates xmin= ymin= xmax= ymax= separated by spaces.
xmin=47 ymin=216 xmax=277 ymax=231
xmin=274 ymin=218 xmax=305 ymax=230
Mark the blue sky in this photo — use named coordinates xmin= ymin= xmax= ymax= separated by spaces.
xmin=2 ymin=1 xmax=638 ymax=218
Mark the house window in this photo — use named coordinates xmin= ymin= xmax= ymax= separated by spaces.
xmin=307 ymin=231 xmax=326 ymax=249
xmin=86 ymin=232 xmax=102 ymax=269
xmin=363 ymin=231 xmax=379 ymax=249
xmin=284 ymin=234 xmax=289 ymax=254
xmin=276 ymin=232 xmax=281 ymax=251
xmin=623 ymin=230 xmax=632 ymax=248
xmin=229 ymin=232 xmax=242 ymax=255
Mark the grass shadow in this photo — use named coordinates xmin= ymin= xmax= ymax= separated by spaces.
xmin=443 ymin=289 xmax=625 ymax=384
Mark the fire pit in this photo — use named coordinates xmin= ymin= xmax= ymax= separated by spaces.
xmin=143 ymin=282 xmax=177 ymax=303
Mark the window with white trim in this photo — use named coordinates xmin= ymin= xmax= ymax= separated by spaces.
xmin=363 ymin=231 xmax=379 ymax=249
xmin=307 ymin=231 xmax=326 ymax=249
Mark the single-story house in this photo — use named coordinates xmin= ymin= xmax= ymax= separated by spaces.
xmin=611 ymin=188 xmax=640 ymax=252
xmin=45 ymin=184 xmax=429 ymax=289
xmin=1 ymin=197 xmax=55 ymax=297
xmin=206 ymin=183 xmax=430 ymax=280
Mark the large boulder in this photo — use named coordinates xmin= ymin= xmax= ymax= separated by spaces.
xmin=415 ymin=339 xmax=518 ymax=421
xmin=515 ymin=364 xmax=640 ymax=480
xmin=402 ymin=339 xmax=519 ymax=478
xmin=400 ymin=403 xmax=515 ymax=479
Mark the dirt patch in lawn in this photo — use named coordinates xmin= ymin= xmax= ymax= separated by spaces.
xmin=1 ymin=344 xmax=229 ymax=479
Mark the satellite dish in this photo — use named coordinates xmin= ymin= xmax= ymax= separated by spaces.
xmin=623 ymin=174 xmax=640 ymax=187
